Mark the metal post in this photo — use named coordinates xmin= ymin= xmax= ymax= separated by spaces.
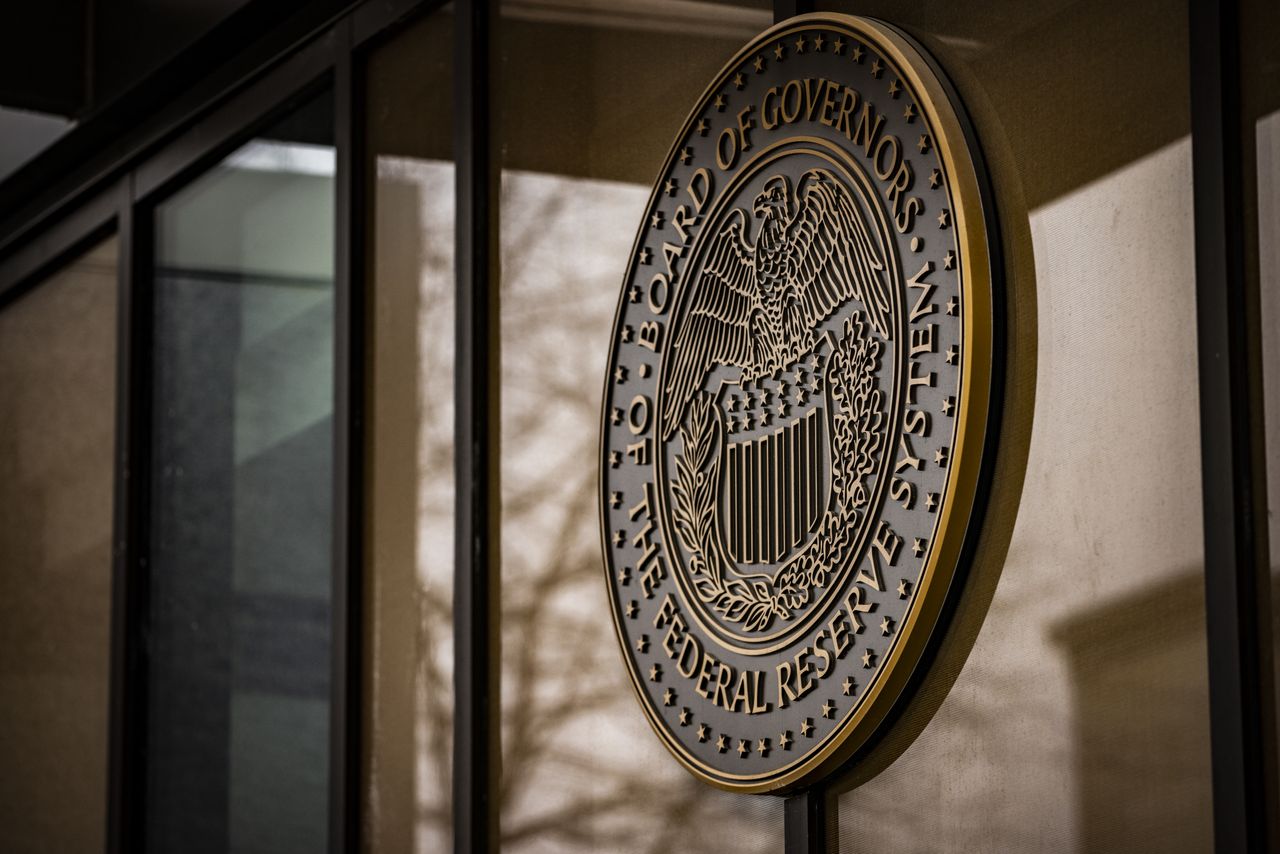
xmin=107 ymin=176 xmax=152 ymax=854
xmin=453 ymin=0 xmax=501 ymax=851
xmin=331 ymin=17 xmax=364 ymax=853
xmin=1188 ymin=0 xmax=1280 ymax=850
xmin=785 ymin=787 xmax=829 ymax=854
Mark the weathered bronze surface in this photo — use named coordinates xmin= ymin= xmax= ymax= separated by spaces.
xmin=600 ymin=13 xmax=996 ymax=793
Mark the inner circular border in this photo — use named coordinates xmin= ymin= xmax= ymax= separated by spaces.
xmin=652 ymin=137 xmax=907 ymax=654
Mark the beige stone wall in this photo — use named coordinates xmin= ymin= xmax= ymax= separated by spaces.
xmin=0 ymin=238 xmax=118 ymax=853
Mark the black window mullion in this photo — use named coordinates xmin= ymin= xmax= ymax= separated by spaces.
xmin=107 ymin=177 xmax=154 ymax=854
xmin=331 ymin=15 xmax=365 ymax=854
xmin=784 ymin=785 xmax=831 ymax=854
xmin=1188 ymin=0 xmax=1280 ymax=850
xmin=453 ymin=0 xmax=500 ymax=851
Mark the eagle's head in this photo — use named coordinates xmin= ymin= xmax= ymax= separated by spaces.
xmin=752 ymin=175 xmax=794 ymax=223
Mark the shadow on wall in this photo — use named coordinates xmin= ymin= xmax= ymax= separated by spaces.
xmin=1049 ymin=568 xmax=1214 ymax=854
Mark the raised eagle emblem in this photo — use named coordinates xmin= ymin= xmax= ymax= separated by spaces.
xmin=661 ymin=168 xmax=894 ymax=441
xmin=658 ymin=166 xmax=896 ymax=632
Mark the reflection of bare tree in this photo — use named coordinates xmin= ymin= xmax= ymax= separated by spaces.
xmin=370 ymin=160 xmax=780 ymax=852
xmin=492 ymin=171 xmax=781 ymax=853
xmin=366 ymin=158 xmax=455 ymax=854
xmin=412 ymin=568 xmax=453 ymax=836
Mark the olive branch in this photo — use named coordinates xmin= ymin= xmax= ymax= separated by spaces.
xmin=671 ymin=394 xmax=784 ymax=631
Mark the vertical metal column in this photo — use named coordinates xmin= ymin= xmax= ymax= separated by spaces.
xmin=785 ymin=788 xmax=829 ymax=854
xmin=454 ymin=0 xmax=501 ymax=851
xmin=332 ymin=18 xmax=365 ymax=853
xmin=107 ymin=177 xmax=152 ymax=854
xmin=1189 ymin=0 xmax=1280 ymax=851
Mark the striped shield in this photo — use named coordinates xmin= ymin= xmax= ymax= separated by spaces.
xmin=720 ymin=402 xmax=829 ymax=567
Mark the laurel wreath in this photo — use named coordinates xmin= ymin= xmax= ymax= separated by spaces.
xmin=670 ymin=311 xmax=885 ymax=632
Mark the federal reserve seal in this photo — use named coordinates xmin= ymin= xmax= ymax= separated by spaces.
xmin=600 ymin=13 xmax=999 ymax=793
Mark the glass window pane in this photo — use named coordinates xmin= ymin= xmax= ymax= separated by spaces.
xmin=498 ymin=2 xmax=784 ymax=849
xmin=146 ymin=91 xmax=335 ymax=854
xmin=817 ymin=2 xmax=1211 ymax=851
xmin=361 ymin=8 xmax=455 ymax=852
xmin=0 ymin=238 xmax=117 ymax=853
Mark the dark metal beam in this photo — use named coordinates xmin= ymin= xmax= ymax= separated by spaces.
xmin=453 ymin=0 xmax=501 ymax=852
xmin=352 ymin=0 xmax=441 ymax=48
xmin=1188 ymin=0 xmax=1280 ymax=851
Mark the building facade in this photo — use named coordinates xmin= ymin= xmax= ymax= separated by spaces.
xmin=0 ymin=0 xmax=1276 ymax=852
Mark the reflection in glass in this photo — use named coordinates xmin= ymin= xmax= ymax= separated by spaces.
xmin=823 ymin=1 xmax=1213 ymax=851
xmin=498 ymin=2 xmax=784 ymax=850
xmin=0 ymin=238 xmax=117 ymax=853
xmin=1261 ymin=113 xmax=1280 ymax=610
xmin=146 ymin=91 xmax=335 ymax=853
xmin=1250 ymin=0 xmax=1280 ymax=797
xmin=361 ymin=9 xmax=455 ymax=852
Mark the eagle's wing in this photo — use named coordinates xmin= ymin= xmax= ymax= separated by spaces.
xmin=661 ymin=207 xmax=761 ymax=440
xmin=786 ymin=169 xmax=894 ymax=340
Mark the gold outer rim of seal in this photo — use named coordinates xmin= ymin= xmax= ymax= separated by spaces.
xmin=597 ymin=12 xmax=995 ymax=794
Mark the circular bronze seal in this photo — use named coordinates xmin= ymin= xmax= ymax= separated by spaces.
xmin=600 ymin=13 xmax=998 ymax=793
